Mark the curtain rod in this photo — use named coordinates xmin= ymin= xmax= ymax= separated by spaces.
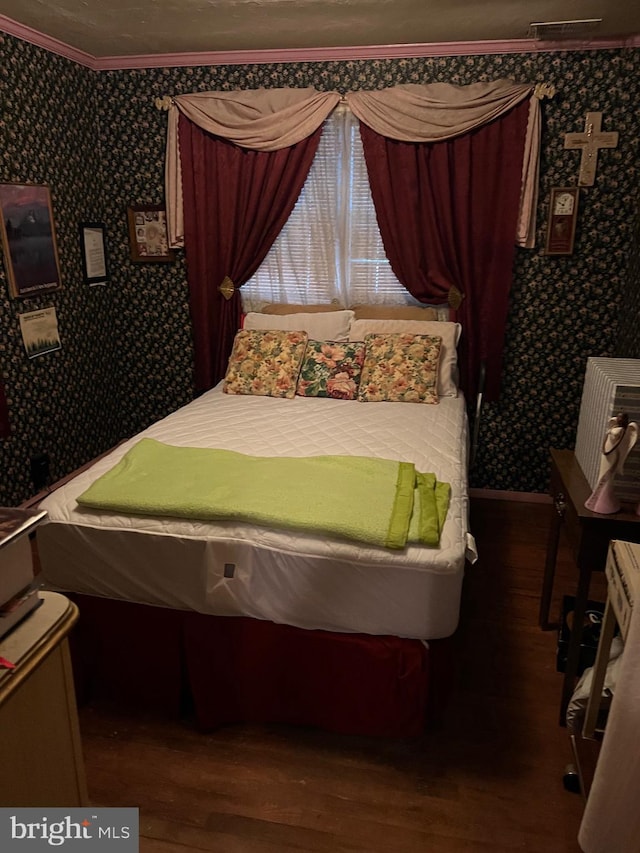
xmin=154 ymin=82 xmax=556 ymax=110
xmin=155 ymin=95 xmax=174 ymax=110
xmin=534 ymin=82 xmax=556 ymax=99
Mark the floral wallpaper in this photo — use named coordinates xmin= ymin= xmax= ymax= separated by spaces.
xmin=0 ymin=36 xmax=120 ymax=505
xmin=617 ymin=207 xmax=640 ymax=359
xmin=0 ymin=33 xmax=638 ymax=504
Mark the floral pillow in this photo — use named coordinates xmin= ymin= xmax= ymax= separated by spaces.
xmin=296 ymin=340 xmax=366 ymax=400
xmin=223 ymin=329 xmax=308 ymax=398
xmin=358 ymin=333 xmax=442 ymax=404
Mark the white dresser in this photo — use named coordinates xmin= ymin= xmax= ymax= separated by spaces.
xmin=0 ymin=591 xmax=87 ymax=806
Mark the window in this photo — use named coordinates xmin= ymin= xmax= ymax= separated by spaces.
xmin=241 ymin=105 xmax=417 ymax=311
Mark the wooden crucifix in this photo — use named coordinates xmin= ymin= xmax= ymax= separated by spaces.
xmin=564 ymin=112 xmax=619 ymax=186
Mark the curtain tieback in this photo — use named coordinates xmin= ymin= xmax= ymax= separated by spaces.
xmin=448 ymin=285 xmax=465 ymax=310
xmin=219 ymin=276 xmax=235 ymax=300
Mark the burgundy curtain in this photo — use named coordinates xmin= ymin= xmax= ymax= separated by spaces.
xmin=359 ymin=98 xmax=530 ymax=402
xmin=179 ymin=113 xmax=322 ymax=391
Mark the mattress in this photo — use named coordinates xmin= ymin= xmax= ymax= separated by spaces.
xmin=37 ymin=383 xmax=477 ymax=640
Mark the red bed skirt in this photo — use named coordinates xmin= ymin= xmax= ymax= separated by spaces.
xmin=68 ymin=594 xmax=453 ymax=737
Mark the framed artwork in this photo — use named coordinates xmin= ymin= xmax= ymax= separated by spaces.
xmin=19 ymin=306 xmax=62 ymax=358
xmin=126 ymin=204 xmax=175 ymax=263
xmin=0 ymin=182 xmax=62 ymax=298
xmin=80 ymin=222 xmax=109 ymax=285
xmin=545 ymin=187 xmax=580 ymax=255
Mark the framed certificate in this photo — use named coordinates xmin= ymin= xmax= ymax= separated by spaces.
xmin=80 ymin=222 xmax=109 ymax=285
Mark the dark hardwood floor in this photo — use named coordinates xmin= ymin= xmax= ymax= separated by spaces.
xmin=77 ymin=498 xmax=607 ymax=852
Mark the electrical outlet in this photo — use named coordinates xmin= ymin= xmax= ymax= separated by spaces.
xmin=30 ymin=452 xmax=50 ymax=492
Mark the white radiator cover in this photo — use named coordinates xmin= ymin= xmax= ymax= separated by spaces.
xmin=574 ymin=358 xmax=640 ymax=503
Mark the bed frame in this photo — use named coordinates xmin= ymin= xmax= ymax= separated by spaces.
xmin=32 ymin=314 xmax=474 ymax=736
xmin=66 ymin=591 xmax=454 ymax=736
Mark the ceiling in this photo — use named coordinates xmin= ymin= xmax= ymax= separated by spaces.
xmin=1 ymin=0 xmax=639 ymax=59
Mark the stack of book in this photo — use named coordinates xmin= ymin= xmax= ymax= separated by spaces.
xmin=0 ymin=507 xmax=47 ymax=641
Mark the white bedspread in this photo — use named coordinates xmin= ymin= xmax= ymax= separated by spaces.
xmin=38 ymin=384 xmax=477 ymax=640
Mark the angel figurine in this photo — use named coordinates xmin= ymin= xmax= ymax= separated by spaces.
xmin=584 ymin=413 xmax=638 ymax=514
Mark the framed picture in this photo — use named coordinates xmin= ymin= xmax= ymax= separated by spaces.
xmin=0 ymin=183 xmax=62 ymax=298
xmin=545 ymin=187 xmax=580 ymax=255
xmin=80 ymin=222 xmax=109 ymax=285
xmin=19 ymin=306 xmax=62 ymax=358
xmin=126 ymin=204 xmax=175 ymax=263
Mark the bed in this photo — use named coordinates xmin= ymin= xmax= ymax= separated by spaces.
xmin=37 ymin=308 xmax=477 ymax=736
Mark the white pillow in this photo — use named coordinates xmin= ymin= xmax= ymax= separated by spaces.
xmin=244 ymin=310 xmax=354 ymax=342
xmin=349 ymin=318 xmax=461 ymax=397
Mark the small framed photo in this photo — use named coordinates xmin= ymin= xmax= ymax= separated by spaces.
xmin=126 ymin=204 xmax=175 ymax=263
xmin=80 ymin=222 xmax=109 ymax=285
xmin=0 ymin=182 xmax=63 ymax=298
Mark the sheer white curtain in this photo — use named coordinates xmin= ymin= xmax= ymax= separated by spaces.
xmin=241 ymin=104 xmax=414 ymax=311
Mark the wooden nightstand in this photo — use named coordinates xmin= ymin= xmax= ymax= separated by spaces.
xmin=539 ymin=449 xmax=640 ymax=726
xmin=0 ymin=591 xmax=87 ymax=806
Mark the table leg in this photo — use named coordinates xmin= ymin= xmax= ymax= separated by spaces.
xmin=540 ymin=496 xmax=564 ymax=630
xmin=560 ymin=563 xmax=592 ymax=726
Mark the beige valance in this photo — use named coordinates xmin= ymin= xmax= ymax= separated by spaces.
xmin=165 ymin=87 xmax=341 ymax=247
xmin=345 ymin=81 xmax=532 ymax=141
xmin=345 ymin=81 xmax=540 ymax=248
xmin=165 ymin=81 xmax=544 ymax=250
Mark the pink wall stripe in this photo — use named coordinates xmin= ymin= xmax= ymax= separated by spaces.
xmin=1 ymin=14 xmax=638 ymax=72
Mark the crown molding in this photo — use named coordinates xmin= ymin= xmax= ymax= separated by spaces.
xmin=93 ymin=36 xmax=638 ymax=70
xmin=1 ymin=14 xmax=638 ymax=72
xmin=0 ymin=14 xmax=94 ymax=67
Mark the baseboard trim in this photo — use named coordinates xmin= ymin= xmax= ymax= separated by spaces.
xmin=20 ymin=440 xmax=127 ymax=509
xmin=469 ymin=488 xmax=551 ymax=504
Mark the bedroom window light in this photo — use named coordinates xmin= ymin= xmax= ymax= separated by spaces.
xmin=241 ymin=105 xmax=416 ymax=311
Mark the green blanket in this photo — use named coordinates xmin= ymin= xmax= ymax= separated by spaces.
xmin=77 ymin=438 xmax=450 ymax=550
